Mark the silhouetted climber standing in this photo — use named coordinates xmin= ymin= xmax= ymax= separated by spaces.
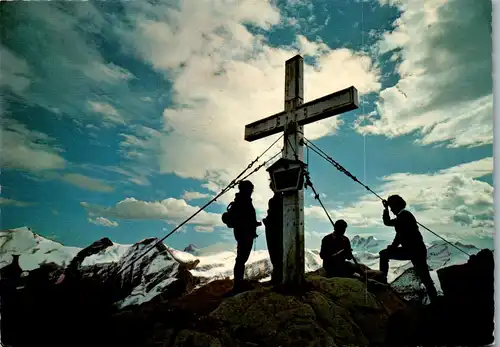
xmin=228 ymin=180 xmax=260 ymax=293
xmin=320 ymin=220 xmax=359 ymax=277
xmin=263 ymin=180 xmax=283 ymax=284
xmin=379 ymin=195 xmax=438 ymax=302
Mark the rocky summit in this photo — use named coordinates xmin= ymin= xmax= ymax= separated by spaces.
xmin=0 ymin=228 xmax=495 ymax=347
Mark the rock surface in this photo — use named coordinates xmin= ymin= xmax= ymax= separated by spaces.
xmin=164 ymin=275 xmax=419 ymax=347
xmin=110 ymin=275 xmax=419 ymax=347
xmin=432 ymin=248 xmax=495 ymax=345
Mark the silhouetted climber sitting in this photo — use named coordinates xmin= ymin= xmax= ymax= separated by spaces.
xmin=320 ymin=220 xmax=360 ymax=278
xmin=379 ymin=195 xmax=438 ymax=302
xmin=263 ymin=179 xmax=283 ymax=285
xmin=227 ymin=180 xmax=260 ymax=293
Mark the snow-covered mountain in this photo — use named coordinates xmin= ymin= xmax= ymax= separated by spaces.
xmin=0 ymin=227 xmax=194 ymax=308
xmin=0 ymin=227 xmax=485 ymax=309
xmin=351 ymin=235 xmax=387 ymax=252
xmin=0 ymin=227 xmax=322 ymax=308
xmin=170 ymin=247 xmax=323 ymax=283
xmin=183 ymin=243 xmax=201 ymax=255
xmin=0 ymin=227 xmax=129 ymax=270
xmin=426 ymin=240 xmax=480 ymax=270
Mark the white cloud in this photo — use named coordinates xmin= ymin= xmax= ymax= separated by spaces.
xmin=199 ymin=241 xmax=237 ymax=254
xmin=114 ymin=124 xmax=164 ymax=186
xmin=305 ymin=230 xmax=328 ymax=241
xmin=305 ymin=205 xmax=328 ymax=220
xmin=61 ymin=173 xmax=114 ymax=192
xmin=81 ymin=197 xmax=223 ymax=227
xmin=0 ymin=46 xmax=32 ymax=94
xmin=1 ymin=3 xmax=149 ymax=130
xmin=75 ymin=125 xmax=163 ymax=188
xmin=117 ymin=0 xmax=381 ymax=212
xmin=303 ymin=229 xmax=332 ymax=250
xmin=162 ymin=226 xmax=187 ymax=234
xmin=0 ymin=197 xmax=34 ymax=207
xmin=88 ymin=216 xmax=119 ymax=228
xmin=357 ymin=0 xmax=492 ymax=148
xmin=194 ymin=225 xmax=214 ymax=233
xmin=128 ymin=177 xmax=150 ymax=186
xmin=181 ymin=191 xmax=212 ymax=201
xmin=443 ymin=157 xmax=493 ymax=179
xmin=119 ymin=125 xmax=161 ymax=156
xmin=0 ymin=118 xmax=67 ymax=172
xmin=278 ymin=2 xmax=331 ymax=36
xmin=80 ymin=164 xmax=152 ymax=187
xmin=309 ymin=192 xmax=327 ymax=199
xmin=85 ymin=124 xmax=100 ymax=130
xmin=306 ymin=157 xmax=494 ymax=240
xmin=84 ymin=62 xmax=134 ymax=83
xmin=87 ymin=101 xmax=126 ymax=126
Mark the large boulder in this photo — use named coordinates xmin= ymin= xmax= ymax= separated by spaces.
xmin=430 ymin=248 xmax=495 ymax=345
xmin=437 ymin=248 xmax=494 ymax=300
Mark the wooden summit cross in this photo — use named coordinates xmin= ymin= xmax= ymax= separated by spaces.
xmin=244 ymin=55 xmax=359 ymax=287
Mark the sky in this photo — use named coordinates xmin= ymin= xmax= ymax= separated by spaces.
xmin=0 ymin=0 xmax=494 ymax=252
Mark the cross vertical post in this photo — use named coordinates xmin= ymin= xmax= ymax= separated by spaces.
xmin=244 ymin=54 xmax=359 ymax=290
xmin=282 ymin=55 xmax=305 ymax=287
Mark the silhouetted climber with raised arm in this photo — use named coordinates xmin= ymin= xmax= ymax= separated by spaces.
xmin=263 ymin=179 xmax=283 ymax=285
xmin=227 ymin=180 xmax=260 ymax=293
xmin=320 ymin=220 xmax=360 ymax=278
xmin=379 ymin=195 xmax=438 ymax=302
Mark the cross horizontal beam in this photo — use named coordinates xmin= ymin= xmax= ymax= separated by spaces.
xmin=245 ymin=86 xmax=359 ymax=142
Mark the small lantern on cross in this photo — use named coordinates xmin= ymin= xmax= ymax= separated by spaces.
xmin=266 ymin=158 xmax=306 ymax=193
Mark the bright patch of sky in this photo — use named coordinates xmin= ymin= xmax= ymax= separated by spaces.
xmin=1 ymin=0 xmax=493 ymax=252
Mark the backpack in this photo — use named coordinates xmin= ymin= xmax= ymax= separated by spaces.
xmin=221 ymin=202 xmax=236 ymax=228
